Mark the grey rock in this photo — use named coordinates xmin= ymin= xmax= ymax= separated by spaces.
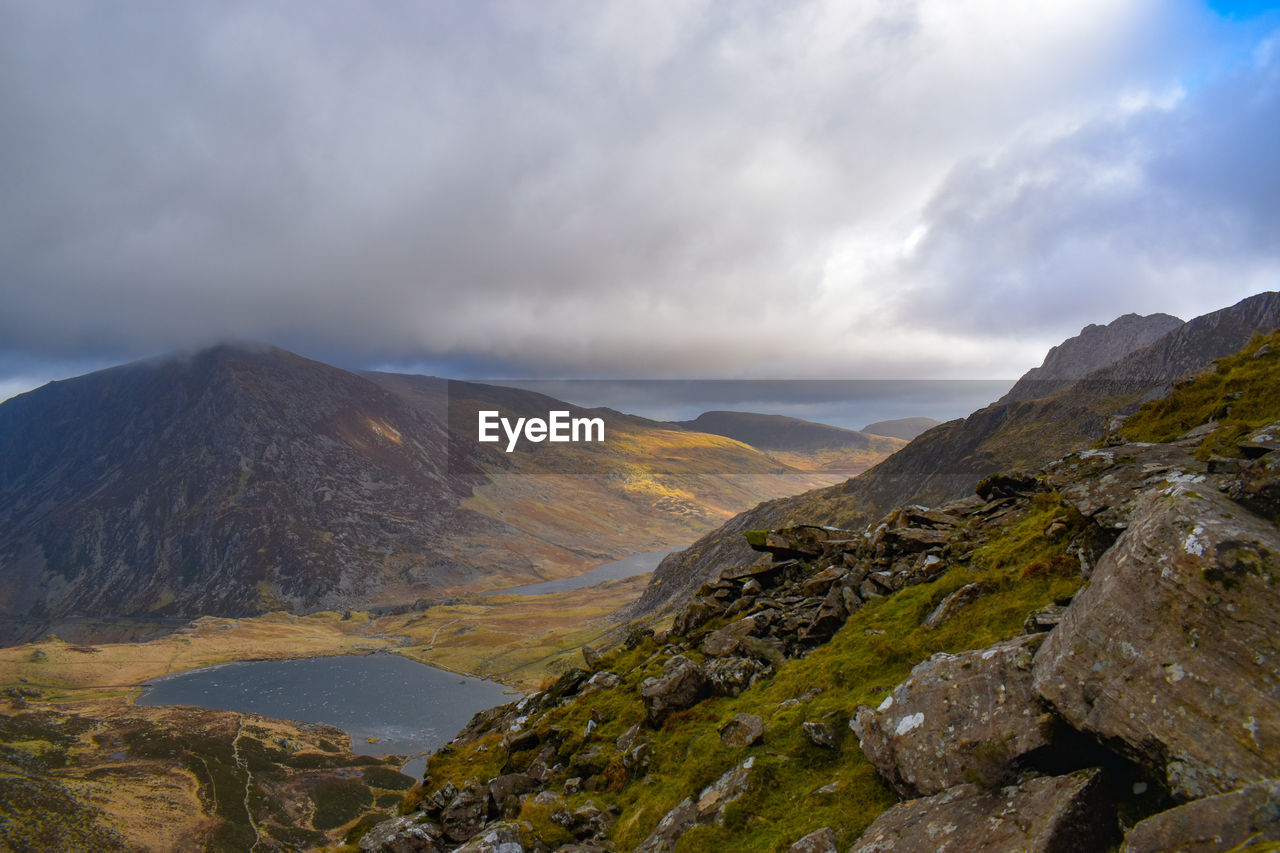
xmin=1023 ymin=604 xmax=1068 ymax=634
xmin=634 ymin=758 xmax=757 ymax=852
xmin=488 ymin=774 xmax=538 ymax=810
xmin=852 ymin=634 xmax=1051 ymax=797
xmin=1120 ymin=778 xmax=1280 ymax=852
xmin=1045 ymin=442 xmax=1211 ymax=531
xmin=639 ymin=655 xmax=707 ymax=725
xmin=1239 ymin=422 xmax=1280 ymax=458
xmin=442 ymin=788 xmax=491 ymax=844
xmin=719 ymin=712 xmax=765 ymax=747
xmin=849 ymin=769 xmax=1114 ymax=853
xmin=704 ymin=655 xmax=770 ymax=698
xmin=802 ymin=721 xmax=837 ymax=749
xmin=787 ymin=826 xmax=838 ymax=853
xmin=358 ymin=813 xmax=446 ymax=852
xmin=450 ymin=821 xmax=525 ymax=853
xmin=1033 ymin=486 xmax=1280 ymax=800
xmin=1228 ymin=451 xmax=1280 ymax=519
xmin=921 ymin=582 xmax=984 ymax=628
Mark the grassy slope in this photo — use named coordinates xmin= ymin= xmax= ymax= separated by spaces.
xmin=410 ymin=493 xmax=1086 ymax=851
xmin=1118 ymin=329 xmax=1280 ymax=458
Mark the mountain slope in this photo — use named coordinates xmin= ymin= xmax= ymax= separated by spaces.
xmin=0 ymin=347 xmax=862 ymax=644
xmin=365 ymin=328 xmax=1280 ymax=853
xmin=632 ymin=292 xmax=1280 ymax=621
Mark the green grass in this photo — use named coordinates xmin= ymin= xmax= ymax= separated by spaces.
xmin=1119 ymin=330 xmax=1280 ymax=458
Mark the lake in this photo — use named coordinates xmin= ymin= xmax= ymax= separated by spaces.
xmin=137 ymin=653 xmax=512 ymax=777
xmin=486 ymin=547 xmax=681 ymax=596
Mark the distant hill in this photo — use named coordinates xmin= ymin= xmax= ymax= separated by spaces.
xmin=670 ymin=411 xmax=905 ymax=476
xmin=861 ymin=417 xmax=941 ymax=441
xmin=631 ymin=292 xmax=1280 ymax=622
xmin=0 ymin=347 xmax=859 ymax=644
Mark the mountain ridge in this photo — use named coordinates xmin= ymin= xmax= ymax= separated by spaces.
xmin=630 ymin=291 xmax=1280 ymax=623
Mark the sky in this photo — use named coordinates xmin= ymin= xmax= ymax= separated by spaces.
xmin=2 ymin=0 xmax=1279 ymax=403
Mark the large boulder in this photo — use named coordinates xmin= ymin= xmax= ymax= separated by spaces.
xmin=1033 ymin=486 xmax=1280 ymax=800
xmin=851 ymin=634 xmax=1053 ymax=797
xmin=1120 ymin=778 xmax=1280 ymax=852
xmin=640 ymin=655 xmax=708 ymax=725
xmin=848 ymin=769 xmax=1115 ymax=853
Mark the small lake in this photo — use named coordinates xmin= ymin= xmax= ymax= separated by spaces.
xmin=486 ymin=547 xmax=681 ymax=596
xmin=137 ymin=653 xmax=512 ymax=777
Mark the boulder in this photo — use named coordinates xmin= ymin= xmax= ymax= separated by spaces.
xmin=788 ymin=826 xmax=838 ymax=853
xmin=1045 ymin=443 xmax=1209 ymax=531
xmin=1033 ymin=487 xmax=1280 ymax=800
xmin=358 ymin=814 xmax=446 ymax=853
xmin=704 ymin=655 xmax=770 ymax=697
xmin=848 ymin=769 xmax=1114 ymax=853
xmin=441 ymin=788 xmax=491 ymax=844
xmin=487 ymin=773 xmax=538 ymax=810
xmin=1239 ymin=422 xmax=1280 ymax=458
xmin=1120 ymin=778 xmax=1280 ymax=853
xmin=719 ymin=712 xmax=765 ymax=747
xmin=1228 ymin=450 xmax=1280 ymax=519
xmin=800 ymin=565 xmax=847 ymax=597
xmin=851 ymin=635 xmax=1052 ymax=797
xmin=640 ymin=656 xmax=708 ymax=725
xmin=449 ymin=822 xmax=525 ymax=852
xmin=802 ymin=721 xmax=837 ymax=749
xmin=921 ymin=582 xmax=984 ymax=628
xmin=749 ymin=526 xmax=853 ymax=559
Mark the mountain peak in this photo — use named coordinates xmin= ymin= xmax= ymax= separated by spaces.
xmin=1000 ymin=312 xmax=1184 ymax=403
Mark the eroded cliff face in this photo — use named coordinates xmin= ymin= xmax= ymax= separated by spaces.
xmin=362 ymin=331 xmax=1280 ymax=852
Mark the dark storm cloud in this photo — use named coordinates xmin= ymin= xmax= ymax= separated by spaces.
xmin=0 ymin=1 xmax=1275 ymax=392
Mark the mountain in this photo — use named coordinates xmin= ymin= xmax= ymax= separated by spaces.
xmin=999 ymin=312 xmax=1184 ymax=403
xmin=631 ymin=292 xmax=1280 ymax=622
xmin=860 ymin=416 xmax=941 ymax=441
xmin=0 ymin=346 xmax=863 ymax=644
xmin=671 ymin=411 xmax=906 ymax=475
xmin=362 ymin=328 xmax=1280 ymax=851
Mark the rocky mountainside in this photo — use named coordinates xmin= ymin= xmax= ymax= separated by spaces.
xmin=999 ymin=312 xmax=1184 ymax=403
xmin=632 ymin=291 xmax=1280 ymax=623
xmin=859 ymin=416 xmax=940 ymax=440
xmin=0 ymin=346 xmax=852 ymax=645
xmin=358 ymin=329 xmax=1280 ymax=852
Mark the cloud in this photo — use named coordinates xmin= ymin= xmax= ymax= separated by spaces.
xmin=0 ymin=1 xmax=1275 ymax=384
xmin=886 ymin=19 xmax=1280 ymax=336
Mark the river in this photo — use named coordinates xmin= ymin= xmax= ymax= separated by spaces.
xmin=485 ymin=547 xmax=680 ymax=596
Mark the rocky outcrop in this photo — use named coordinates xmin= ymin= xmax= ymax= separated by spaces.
xmin=1120 ymin=778 xmax=1280 ymax=853
xmin=1001 ymin=313 xmax=1184 ymax=404
xmin=1033 ymin=485 xmax=1280 ymax=800
xmin=851 ymin=634 xmax=1053 ymax=797
xmin=849 ymin=769 xmax=1115 ymax=853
